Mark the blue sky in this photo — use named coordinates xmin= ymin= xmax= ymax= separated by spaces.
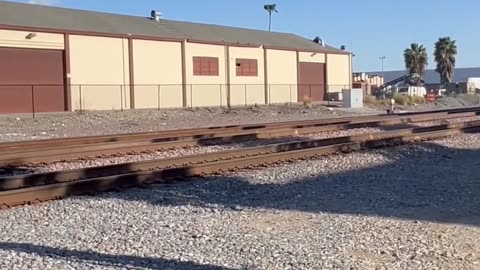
xmin=13 ymin=0 xmax=480 ymax=72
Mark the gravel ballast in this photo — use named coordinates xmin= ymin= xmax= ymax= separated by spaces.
xmin=24 ymin=127 xmax=382 ymax=174
xmin=1 ymin=134 xmax=479 ymax=269
xmin=365 ymin=94 xmax=480 ymax=112
xmin=1 ymin=94 xmax=479 ymax=143
xmin=0 ymin=105 xmax=380 ymax=143
xmin=14 ymin=115 xmax=480 ymax=175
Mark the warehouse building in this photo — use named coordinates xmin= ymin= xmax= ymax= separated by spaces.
xmin=0 ymin=1 xmax=352 ymax=114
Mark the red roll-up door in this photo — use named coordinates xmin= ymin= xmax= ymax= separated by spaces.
xmin=0 ymin=47 xmax=65 ymax=114
xmin=298 ymin=62 xmax=326 ymax=102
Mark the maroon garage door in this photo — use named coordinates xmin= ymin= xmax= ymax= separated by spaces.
xmin=0 ymin=47 xmax=65 ymax=114
xmin=298 ymin=62 xmax=326 ymax=102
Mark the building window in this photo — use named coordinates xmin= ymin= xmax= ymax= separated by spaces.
xmin=193 ymin=57 xmax=219 ymax=76
xmin=236 ymin=59 xmax=258 ymax=76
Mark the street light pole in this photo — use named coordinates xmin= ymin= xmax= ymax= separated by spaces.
xmin=379 ymin=56 xmax=386 ymax=74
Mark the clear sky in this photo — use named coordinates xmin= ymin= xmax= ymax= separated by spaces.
xmin=11 ymin=0 xmax=480 ymax=72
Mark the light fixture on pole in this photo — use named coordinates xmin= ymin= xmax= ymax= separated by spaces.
xmin=379 ymin=56 xmax=386 ymax=73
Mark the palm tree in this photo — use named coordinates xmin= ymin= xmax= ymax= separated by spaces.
xmin=403 ymin=43 xmax=428 ymax=82
xmin=434 ymin=37 xmax=457 ymax=84
xmin=264 ymin=4 xmax=278 ymax=32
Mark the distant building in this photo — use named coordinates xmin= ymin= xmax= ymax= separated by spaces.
xmin=352 ymin=72 xmax=384 ymax=95
xmin=363 ymin=68 xmax=480 ymax=94
xmin=353 ymin=73 xmax=384 ymax=86
xmin=365 ymin=68 xmax=480 ymax=84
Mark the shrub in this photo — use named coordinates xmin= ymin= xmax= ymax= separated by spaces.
xmin=408 ymin=95 xmax=426 ymax=105
xmin=363 ymin=95 xmax=391 ymax=108
xmin=393 ymin=94 xmax=409 ymax=106
xmin=302 ymin=96 xmax=312 ymax=108
xmin=363 ymin=95 xmax=377 ymax=105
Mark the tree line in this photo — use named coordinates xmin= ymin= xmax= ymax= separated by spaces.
xmin=404 ymin=38 xmax=458 ymax=84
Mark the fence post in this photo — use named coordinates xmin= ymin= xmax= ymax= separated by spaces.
xmin=79 ymin=85 xmax=83 ymax=113
xmin=326 ymin=84 xmax=330 ymax=107
xmin=31 ymin=85 xmax=35 ymax=118
xmin=220 ymin=84 xmax=223 ymax=108
xmin=157 ymin=85 xmax=161 ymax=111
xmin=244 ymin=84 xmax=247 ymax=107
xmin=120 ymin=85 xmax=124 ymax=112
xmin=268 ymin=84 xmax=271 ymax=105
xmin=309 ymin=84 xmax=312 ymax=100
xmin=289 ymin=84 xmax=292 ymax=105
xmin=190 ymin=84 xmax=193 ymax=108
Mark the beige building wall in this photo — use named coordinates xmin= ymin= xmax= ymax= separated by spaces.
xmin=228 ymin=46 xmax=265 ymax=106
xmin=0 ymin=29 xmax=64 ymax=50
xmin=132 ymin=39 xmax=183 ymax=109
xmin=185 ymin=42 xmax=227 ymax=107
xmin=327 ymin=53 xmax=352 ymax=92
xmin=299 ymin=52 xmax=325 ymax=63
xmin=69 ymin=35 xmax=130 ymax=111
xmin=349 ymin=54 xmax=353 ymax=88
xmin=266 ymin=49 xmax=298 ymax=104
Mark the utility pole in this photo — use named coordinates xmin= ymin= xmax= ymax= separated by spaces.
xmin=379 ymin=56 xmax=386 ymax=74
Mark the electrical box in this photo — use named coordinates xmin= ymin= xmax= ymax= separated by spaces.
xmin=342 ymin=88 xmax=363 ymax=108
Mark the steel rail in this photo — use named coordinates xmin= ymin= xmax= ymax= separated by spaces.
xmin=1 ymin=119 xmax=479 ymax=207
xmin=1 ymin=106 xmax=480 ymax=153
xmin=0 ymin=111 xmax=478 ymax=166
xmin=0 ymin=114 xmax=381 ymax=151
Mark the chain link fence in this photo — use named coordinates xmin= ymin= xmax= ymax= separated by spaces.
xmin=0 ymin=84 xmax=352 ymax=117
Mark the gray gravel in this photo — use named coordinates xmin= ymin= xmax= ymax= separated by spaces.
xmin=412 ymin=116 xmax=480 ymax=126
xmin=0 ymin=104 xmax=380 ymax=143
xmin=1 ymin=133 xmax=479 ymax=269
xmin=366 ymin=94 xmax=480 ymax=111
xmin=404 ymin=94 xmax=480 ymax=111
xmin=24 ymin=127 xmax=381 ymax=174
xmin=2 ymin=94 xmax=479 ymax=143
xmin=18 ymin=115 xmax=480 ymax=175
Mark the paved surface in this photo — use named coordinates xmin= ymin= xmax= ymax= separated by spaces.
xmin=0 ymin=134 xmax=479 ymax=269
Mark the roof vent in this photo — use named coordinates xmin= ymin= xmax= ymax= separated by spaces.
xmin=150 ymin=10 xmax=162 ymax=22
xmin=313 ymin=36 xmax=325 ymax=47
xmin=340 ymin=45 xmax=346 ymax=51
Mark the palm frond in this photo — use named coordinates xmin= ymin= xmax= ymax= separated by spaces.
xmin=434 ymin=37 xmax=457 ymax=83
xmin=264 ymin=3 xmax=278 ymax=12
xmin=404 ymin=43 xmax=428 ymax=78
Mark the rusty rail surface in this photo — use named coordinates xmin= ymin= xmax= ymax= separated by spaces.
xmin=1 ymin=114 xmax=382 ymax=151
xmin=1 ymin=111 xmax=479 ymax=166
xmin=1 ymin=106 xmax=480 ymax=152
xmin=1 ymin=119 xmax=479 ymax=208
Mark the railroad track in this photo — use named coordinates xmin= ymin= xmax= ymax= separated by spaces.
xmin=1 ymin=108 xmax=480 ymax=166
xmin=1 ymin=118 xmax=480 ymax=208
xmin=3 ymin=106 xmax=480 ymax=152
